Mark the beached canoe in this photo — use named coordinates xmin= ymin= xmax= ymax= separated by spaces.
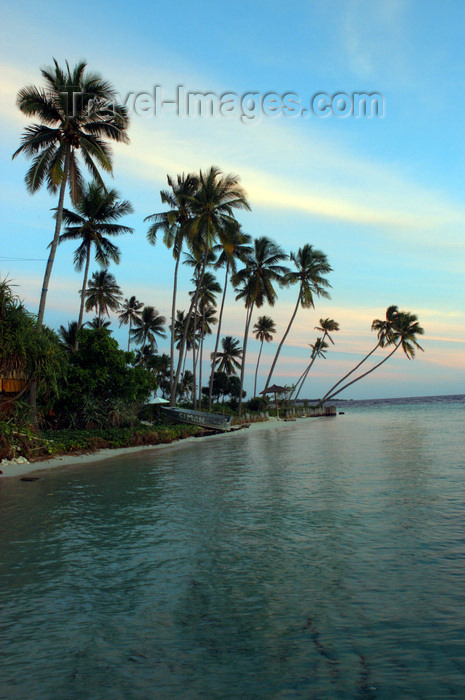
xmin=161 ymin=406 xmax=232 ymax=431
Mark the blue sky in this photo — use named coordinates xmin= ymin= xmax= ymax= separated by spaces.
xmin=1 ymin=0 xmax=464 ymax=399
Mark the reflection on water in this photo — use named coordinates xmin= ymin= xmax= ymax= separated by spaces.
xmin=1 ymin=397 xmax=465 ymax=698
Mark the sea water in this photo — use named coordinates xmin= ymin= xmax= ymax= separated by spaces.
xmin=1 ymin=395 xmax=464 ymax=698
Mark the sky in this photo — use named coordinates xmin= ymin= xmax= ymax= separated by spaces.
xmin=1 ymin=0 xmax=464 ymax=400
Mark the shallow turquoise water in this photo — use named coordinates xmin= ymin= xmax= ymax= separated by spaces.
xmin=1 ymin=396 xmax=464 ymax=698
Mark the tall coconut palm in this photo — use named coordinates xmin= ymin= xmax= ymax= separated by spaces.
xmin=319 ymin=305 xmax=399 ymax=405
xmin=213 ymin=336 xmax=243 ymax=376
xmin=252 ymin=315 xmax=276 ymax=398
xmin=293 ymin=338 xmax=330 ymax=403
xmin=173 ymin=310 xmax=199 ymax=378
xmin=194 ymin=273 xmax=221 ymax=406
xmin=13 ymin=59 xmax=129 ymax=328
xmin=131 ymin=306 xmax=167 ymax=354
xmin=197 ymin=303 xmax=218 ymax=405
xmin=58 ymin=181 xmax=134 ymax=346
xmin=118 ymin=296 xmax=144 ymax=351
xmin=263 ymin=244 xmax=332 ymax=395
xmin=208 ymin=225 xmax=252 ymax=409
xmin=314 ymin=317 xmax=340 ymax=346
xmin=232 ymin=236 xmax=288 ymax=415
xmin=84 ymin=270 xmax=122 ymax=327
xmin=171 ymin=166 xmax=250 ymax=405
xmin=184 ymin=251 xmax=217 ymax=408
xmin=145 ymin=173 xmax=199 ymax=397
xmin=321 ymin=309 xmax=424 ymax=404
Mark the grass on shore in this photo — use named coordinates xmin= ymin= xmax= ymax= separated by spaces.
xmin=0 ymin=421 xmax=203 ymax=463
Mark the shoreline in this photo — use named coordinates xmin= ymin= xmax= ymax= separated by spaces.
xmin=0 ymin=417 xmax=301 ymax=480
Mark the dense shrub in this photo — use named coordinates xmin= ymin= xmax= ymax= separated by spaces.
xmin=53 ymin=328 xmax=155 ymax=428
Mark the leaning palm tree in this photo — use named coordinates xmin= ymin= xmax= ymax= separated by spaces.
xmin=232 ymin=236 xmax=289 ymax=415
xmin=208 ymin=225 xmax=252 ymax=409
xmin=252 ymin=315 xmax=276 ymax=398
xmin=171 ymin=166 xmax=250 ymax=405
xmin=130 ymin=306 xmax=167 ymax=353
xmin=13 ymin=59 xmax=129 ymax=328
xmin=84 ymin=270 xmax=122 ymax=327
xmin=320 ymin=309 xmax=424 ymax=404
xmin=263 ymin=244 xmax=332 ymax=395
xmin=58 ymin=181 xmax=134 ymax=346
xmin=319 ymin=305 xmax=399 ymax=405
xmin=292 ymin=337 xmax=330 ymax=403
xmin=118 ymin=296 xmax=144 ymax=351
xmin=145 ymin=173 xmax=199 ymax=397
xmin=314 ymin=317 xmax=340 ymax=346
xmin=213 ymin=336 xmax=243 ymax=376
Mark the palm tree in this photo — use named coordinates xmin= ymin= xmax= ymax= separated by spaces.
xmin=184 ymin=251 xmax=217 ymax=408
xmin=84 ymin=270 xmax=122 ymax=327
xmin=145 ymin=173 xmax=199 ymax=397
xmin=86 ymin=317 xmax=112 ymax=331
xmin=314 ymin=317 xmax=340 ymax=346
xmin=191 ymin=272 xmax=221 ymax=407
xmin=321 ymin=309 xmax=424 ymax=404
xmin=252 ymin=315 xmax=276 ymax=398
xmin=58 ymin=321 xmax=78 ymax=352
xmin=131 ymin=306 xmax=167 ymax=353
xmin=171 ymin=166 xmax=250 ymax=405
xmin=293 ymin=338 xmax=330 ymax=403
xmin=58 ymin=181 xmax=134 ymax=346
xmin=173 ymin=310 xmax=199 ymax=378
xmin=13 ymin=59 xmax=129 ymax=328
xmin=208 ymin=226 xmax=252 ymax=409
xmin=134 ymin=344 xmax=157 ymax=368
xmin=263 ymin=244 xmax=332 ymax=394
xmin=213 ymin=336 xmax=242 ymax=376
xmin=319 ymin=305 xmax=399 ymax=405
xmin=232 ymin=236 xmax=289 ymax=415
xmin=118 ymin=296 xmax=144 ymax=351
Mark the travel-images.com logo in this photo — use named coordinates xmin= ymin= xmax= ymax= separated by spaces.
xmin=64 ymin=87 xmax=384 ymax=123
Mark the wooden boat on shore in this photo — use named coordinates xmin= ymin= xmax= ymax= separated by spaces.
xmin=161 ymin=406 xmax=232 ymax=431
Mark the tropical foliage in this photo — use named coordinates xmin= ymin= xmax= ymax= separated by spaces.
xmin=13 ymin=60 xmax=129 ymax=327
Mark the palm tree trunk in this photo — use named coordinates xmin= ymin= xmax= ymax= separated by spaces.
xmin=192 ymin=304 xmax=198 ymax=410
xmin=263 ymin=291 xmax=301 ymax=394
xmin=238 ymin=302 xmax=254 ymax=416
xmin=75 ymin=244 xmax=91 ymax=351
xmin=293 ymin=357 xmax=316 ymax=403
xmin=320 ymin=342 xmax=380 ymax=404
xmin=323 ymin=343 xmax=400 ymax=403
xmin=172 ymin=257 xmax=207 ymax=405
xmin=32 ymin=145 xmax=71 ymax=426
xmin=170 ymin=254 xmax=180 ymax=398
xmin=198 ymin=305 xmax=206 ymax=407
xmin=208 ymin=261 xmax=229 ymax=410
xmin=37 ymin=145 xmax=71 ymax=328
xmin=254 ymin=340 xmax=264 ymax=398
xmin=182 ymin=350 xmax=187 ymax=377
xmin=128 ymin=318 xmax=132 ymax=352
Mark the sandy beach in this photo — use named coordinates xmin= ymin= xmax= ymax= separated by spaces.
xmin=0 ymin=417 xmax=299 ymax=480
